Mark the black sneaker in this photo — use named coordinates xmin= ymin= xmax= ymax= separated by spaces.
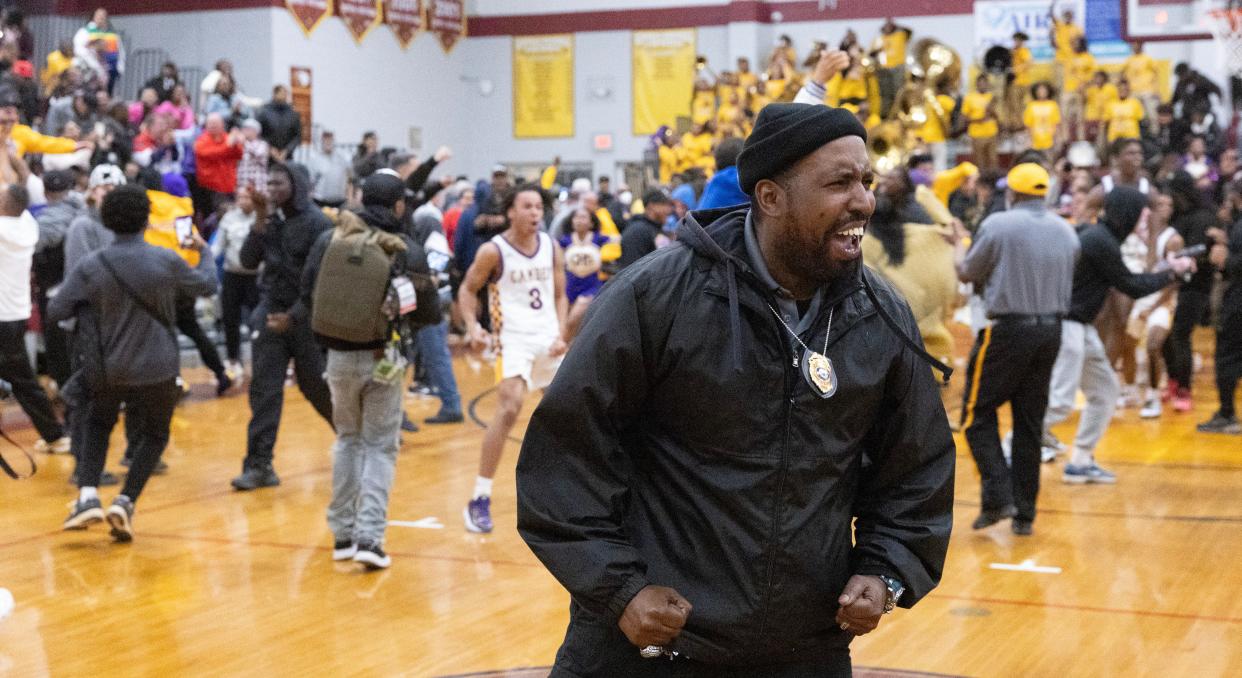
xmin=1197 ymin=413 xmax=1242 ymax=434
xmin=424 ymin=412 xmax=464 ymax=425
xmin=63 ymin=497 xmax=104 ymax=530
xmin=353 ymin=541 xmax=391 ymax=570
xmin=1011 ymin=519 xmax=1033 ymax=536
xmin=332 ymin=538 xmax=357 ymax=562
xmin=216 ymin=373 xmax=233 ymax=397
xmin=971 ymin=505 xmax=1018 ymax=530
xmin=106 ymin=495 xmax=135 ymax=542
xmin=400 ymin=413 xmax=419 ymax=433
xmin=231 ymin=466 xmax=280 ymax=491
xmin=70 ymin=470 xmax=120 ymax=487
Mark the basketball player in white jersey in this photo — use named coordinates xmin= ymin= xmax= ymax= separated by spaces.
xmin=458 ymin=185 xmax=568 ymax=533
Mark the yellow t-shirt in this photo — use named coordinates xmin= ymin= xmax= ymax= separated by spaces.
xmin=1012 ymin=47 xmax=1033 ymax=87
xmin=962 ymin=92 xmax=998 ymax=139
xmin=1024 ymin=100 xmax=1061 ymax=151
xmin=1064 ymin=52 xmax=1096 ymax=93
xmin=919 ymin=95 xmax=956 ymax=144
xmin=1106 ymin=97 xmax=1145 ymax=141
xmin=691 ymin=90 xmax=717 ymax=125
xmin=716 ymin=103 xmax=740 ymax=129
xmin=882 ymin=29 xmax=910 ymax=68
xmin=658 ymin=144 xmax=678 ymax=185
xmin=1085 ymin=83 xmax=1118 ymax=122
xmin=43 ymin=51 xmax=73 ymax=92
xmin=765 ymin=79 xmax=788 ymax=100
xmin=1124 ymin=53 xmax=1158 ymax=95
xmin=1054 ymin=20 xmax=1083 ymax=64
xmin=737 ymin=72 xmax=758 ymax=92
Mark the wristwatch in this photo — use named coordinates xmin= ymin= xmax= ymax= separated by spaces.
xmin=877 ymin=575 xmax=905 ymax=614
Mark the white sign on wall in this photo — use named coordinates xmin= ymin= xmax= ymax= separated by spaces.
xmin=974 ymin=0 xmax=1085 ymax=61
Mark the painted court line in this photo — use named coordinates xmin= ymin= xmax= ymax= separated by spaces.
xmin=989 ymin=559 xmax=1062 ymax=574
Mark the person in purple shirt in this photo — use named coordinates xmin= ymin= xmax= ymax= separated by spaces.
xmin=558 ymin=206 xmax=613 ymax=336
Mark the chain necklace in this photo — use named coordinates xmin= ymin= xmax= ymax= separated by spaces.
xmin=766 ymin=303 xmax=839 ymax=398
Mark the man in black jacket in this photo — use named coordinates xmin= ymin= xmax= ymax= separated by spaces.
xmin=1200 ymin=198 xmax=1242 ymax=434
xmin=300 ymin=173 xmax=429 ymax=569
xmin=232 ymin=163 xmax=333 ymax=490
xmin=517 ymin=101 xmax=954 ymax=675
xmin=616 ymin=190 xmax=673 ymax=270
xmin=256 ymin=85 xmax=302 ymax=164
xmin=1044 ymin=187 xmax=1195 ymax=485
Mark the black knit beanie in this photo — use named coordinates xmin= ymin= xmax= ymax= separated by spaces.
xmin=736 ymin=103 xmax=868 ymax=196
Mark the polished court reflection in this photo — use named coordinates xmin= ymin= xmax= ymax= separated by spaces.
xmin=0 ymin=334 xmax=1239 ymax=677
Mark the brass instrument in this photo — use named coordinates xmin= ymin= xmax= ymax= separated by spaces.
xmin=905 ymin=38 xmax=962 ymax=91
xmin=869 ymin=38 xmax=961 ymax=171
xmin=868 ymin=120 xmax=910 ymax=174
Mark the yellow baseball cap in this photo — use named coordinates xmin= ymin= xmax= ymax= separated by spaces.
xmin=1006 ymin=163 xmax=1050 ymax=197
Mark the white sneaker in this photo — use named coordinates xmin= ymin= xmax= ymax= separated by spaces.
xmin=0 ymin=587 xmax=13 ymax=621
xmin=1140 ymin=398 xmax=1162 ymax=419
xmin=33 ymin=436 xmax=71 ymax=455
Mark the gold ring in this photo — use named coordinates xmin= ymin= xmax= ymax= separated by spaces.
xmin=840 ymin=622 xmax=850 ymax=631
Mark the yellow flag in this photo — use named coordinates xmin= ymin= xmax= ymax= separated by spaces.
xmin=513 ymin=34 xmax=575 ymax=138
xmin=632 ymin=28 xmax=696 ymax=136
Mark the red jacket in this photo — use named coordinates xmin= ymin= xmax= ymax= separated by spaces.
xmin=194 ymin=131 xmax=244 ymax=194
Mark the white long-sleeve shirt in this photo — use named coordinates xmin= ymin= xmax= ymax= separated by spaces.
xmin=0 ymin=211 xmax=40 ymax=321
xmin=211 ymin=207 xmax=259 ymax=274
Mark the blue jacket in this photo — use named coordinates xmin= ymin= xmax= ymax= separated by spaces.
xmin=697 ymin=166 xmax=749 ymax=210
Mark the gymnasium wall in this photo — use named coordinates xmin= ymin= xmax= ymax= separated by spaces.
xmin=22 ymin=1 xmax=1233 ymax=182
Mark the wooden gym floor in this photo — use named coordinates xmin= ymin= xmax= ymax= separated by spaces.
xmin=0 ymin=328 xmax=1239 ymax=677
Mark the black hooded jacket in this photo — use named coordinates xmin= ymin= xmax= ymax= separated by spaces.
xmin=300 ymin=204 xmax=430 ymax=352
xmin=240 ymin=163 xmax=332 ymax=317
xmin=1068 ymin=186 xmax=1174 ymax=324
xmin=1167 ymin=170 xmax=1218 ymax=294
xmin=516 ymin=206 xmax=955 ymax=664
xmin=256 ymin=100 xmax=303 ymax=155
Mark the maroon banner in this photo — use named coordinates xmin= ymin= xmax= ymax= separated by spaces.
xmin=339 ymin=0 xmax=382 ymax=43
xmin=286 ymin=0 xmax=332 ymax=37
xmin=383 ymin=0 xmax=424 ymax=49
xmin=428 ymin=0 xmax=466 ymax=53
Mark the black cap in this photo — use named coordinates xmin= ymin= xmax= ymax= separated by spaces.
xmin=361 ymin=171 xmax=406 ymax=208
xmin=643 ymin=189 xmax=672 ymax=206
xmin=43 ymin=170 xmax=74 ymax=193
xmin=736 ymin=103 xmax=867 ymax=195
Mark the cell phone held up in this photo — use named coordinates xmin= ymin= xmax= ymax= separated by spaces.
xmin=174 ymin=216 xmax=194 ymax=248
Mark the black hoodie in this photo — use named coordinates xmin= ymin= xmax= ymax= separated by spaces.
xmin=1068 ymin=186 xmax=1174 ymax=324
xmin=517 ymin=205 xmax=954 ymax=664
xmin=240 ymin=163 xmax=332 ymax=317
xmin=300 ymin=204 xmax=430 ymax=351
xmin=256 ymin=100 xmax=302 ymax=155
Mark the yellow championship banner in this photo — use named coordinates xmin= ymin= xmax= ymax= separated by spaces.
xmin=632 ymin=28 xmax=696 ymax=136
xmin=513 ymin=34 xmax=575 ymax=139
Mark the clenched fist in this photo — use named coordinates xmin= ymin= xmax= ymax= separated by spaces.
xmin=834 ymin=575 xmax=887 ymax=636
xmin=812 ymin=49 xmax=852 ymax=87
xmin=619 ymin=585 xmax=692 ymax=648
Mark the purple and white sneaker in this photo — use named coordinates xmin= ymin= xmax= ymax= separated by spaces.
xmin=464 ymin=496 xmax=493 ymax=533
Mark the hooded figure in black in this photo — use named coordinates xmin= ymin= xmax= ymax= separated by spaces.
xmin=233 ymin=162 xmax=334 ymax=491
xmin=517 ymin=101 xmax=955 ymax=675
xmin=1163 ymin=171 xmax=1218 ymax=400
xmin=1044 ymin=186 xmax=1192 ymax=484
xmin=1067 ymin=186 xmax=1180 ymax=326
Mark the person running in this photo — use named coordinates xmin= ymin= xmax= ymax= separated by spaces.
xmin=52 ymin=185 xmax=217 ymax=541
xmin=457 ymin=185 xmax=568 ymax=533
